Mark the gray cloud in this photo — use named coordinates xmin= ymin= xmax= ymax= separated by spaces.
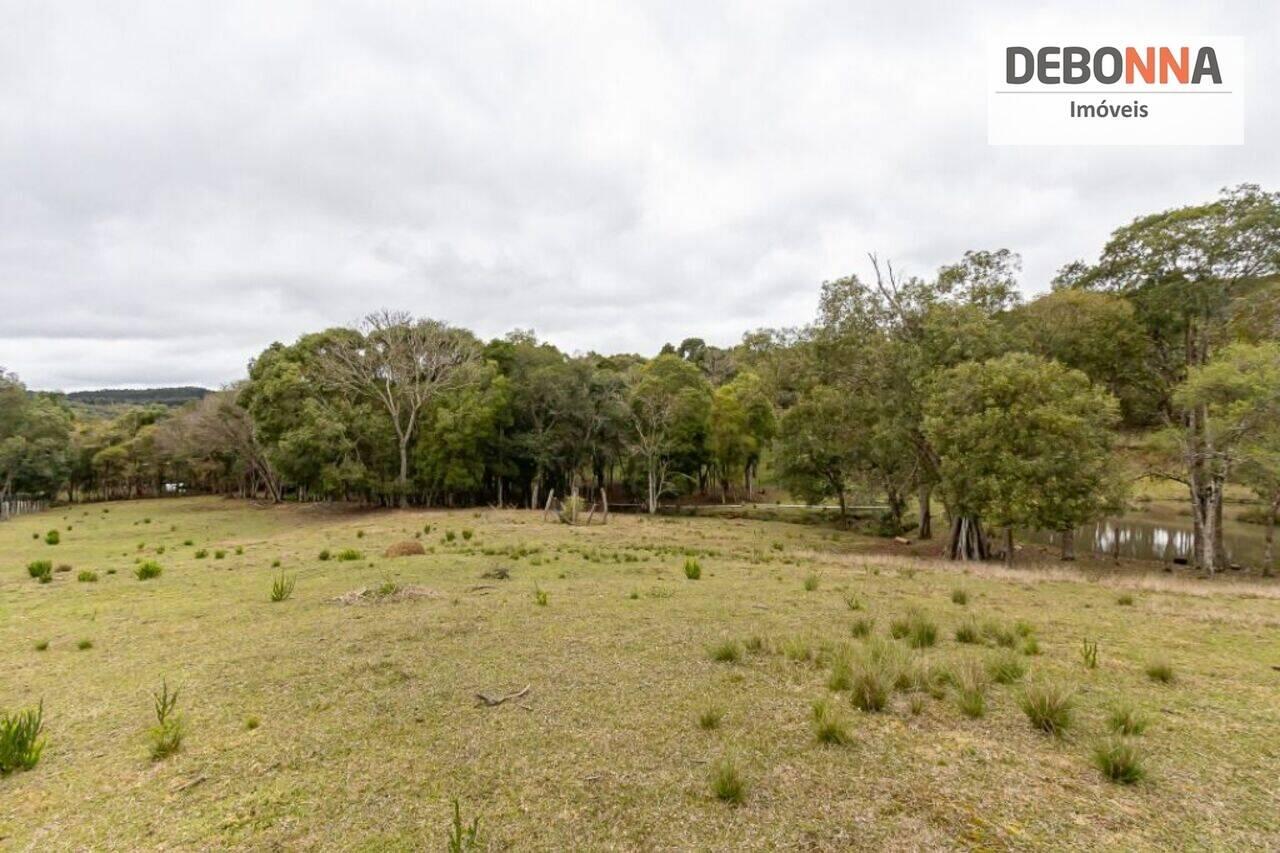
xmin=1 ymin=1 xmax=1276 ymax=389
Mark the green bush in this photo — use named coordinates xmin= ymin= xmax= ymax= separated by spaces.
xmin=77 ymin=570 xmax=98 ymax=583
xmin=135 ymin=561 xmax=163 ymax=580
xmin=335 ymin=548 xmax=362 ymax=561
xmin=0 ymin=702 xmax=46 ymax=774
xmin=710 ymin=756 xmax=746 ymax=805
xmin=77 ymin=639 xmax=93 ymax=650
xmin=44 ymin=530 xmax=60 ymax=546
xmin=1092 ymin=736 xmax=1146 ymax=784
xmin=1145 ymin=660 xmax=1175 ymax=684
xmin=26 ymin=560 xmax=53 ymax=583
xmin=533 ymin=584 xmax=548 ymax=607
xmin=270 ymin=573 xmax=296 ymax=602
xmin=684 ymin=557 xmax=701 ymax=580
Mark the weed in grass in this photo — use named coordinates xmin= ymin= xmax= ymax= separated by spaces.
xmin=335 ymin=549 xmax=362 ymax=561
xmin=26 ymin=560 xmax=52 ymax=583
xmin=684 ymin=558 xmax=701 ymax=580
xmin=710 ymin=756 xmax=746 ymax=805
xmin=1145 ymin=660 xmax=1175 ymax=684
xmin=1092 ymin=736 xmax=1146 ymax=784
xmin=447 ymin=799 xmax=482 ymax=852
xmin=77 ymin=639 xmax=93 ymax=650
xmin=1081 ymin=638 xmax=1099 ymax=669
xmin=951 ymin=588 xmax=969 ymax=605
xmin=1106 ymin=702 xmax=1149 ymax=736
xmin=318 ymin=549 xmax=331 ymax=561
xmin=710 ymin=639 xmax=741 ymax=663
xmin=44 ymin=530 xmax=59 ymax=545
xmin=149 ymin=680 xmax=184 ymax=760
xmin=803 ymin=572 xmax=821 ymax=591
xmin=986 ymin=650 xmax=1027 ymax=684
xmin=77 ymin=570 xmax=98 ymax=583
xmin=134 ymin=561 xmax=163 ymax=580
xmin=1117 ymin=593 xmax=1135 ymax=606
xmin=811 ymin=698 xmax=852 ymax=745
xmin=33 ymin=641 xmax=48 ymax=652
xmin=245 ymin=716 xmax=260 ymax=730
xmin=850 ymin=617 xmax=874 ymax=639
xmin=850 ymin=657 xmax=892 ymax=712
xmin=1020 ymin=680 xmax=1074 ymax=735
xmin=270 ymin=573 xmax=296 ymax=602
xmin=533 ymin=584 xmax=549 ymax=607
xmin=462 ymin=529 xmax=474 ymax=541
xmin=698 ymin=706 xmax=724 ymax=730
xmin=194 ymin=549 xmax=209 ymax=559
xmin=0 ymin=702 xmax=45 ymax=773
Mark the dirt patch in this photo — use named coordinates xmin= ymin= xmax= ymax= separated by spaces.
xmin=331 ymin=584 xmax=440 ymax=606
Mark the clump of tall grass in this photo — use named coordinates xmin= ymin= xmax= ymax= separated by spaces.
xmin=709 ymin=756 xmax=746 ymax=804
xmin=827 ymin=649 xmax=853 ymax=691
xmin=0 ymin=702 xmax=46 ymax=773
xmin=849 ymin=646 xmax=897 ymax=712
xmin=27 ymin=560 xmax=52 ymax=583
xmin=214 ymin=549 xmax=227 ymax=560
xmin=444 ymin=530 xmax=457 ymax=543
xmin=952 ymin=660 xmax=988 ymax=718
xmin=1106 ymin=702 xmax=1149 ymax=736
xmin=1145 ymin=660 xmax=1175 ymax=684
xmin=270 ymin=573 xmax=296 ymax=602
xmin=698 ymin=706 xmax=724 ymax=730
xmin=77 ymin=570 xmax=98 ymax=583
xmin=1081 ymin=638 xmax=1099 ymax=669
xmin=954 ymin=617 xmax=981 ymax=644
xmin=533 ymin=584 xmax=548 ymax=607
xmin=447 ymin=799 xmax=482 ymax=852
xmin=134 ymin=561 xmax=163 ymax=580
xmin=462 ymin=528 xmax=474 ymax=541
xmin=811 ymin=698 xmax=852 ymax=745
xmin=317 ymin=548 xmax=331 ymax=561
xmin=684 ymin=558 xmax=701 ymax=580
xmin=77 ymin=639 xmax=93 ymax=650
xmin=149 ymin=680 xmax=184 ymax=760
xmin=194 ymin=548 xmax=209 ymax=559
xmin=781 ymin=635 xmax=813 ymax=663
xmin=1116 ymin=593 xmax=1135 ymax=606
xmin=986 ymin=650 xmax=1027 ymax=684
xmin=951 ymin=588 xmax=969 ymax=605
xmin=802 ymin=571 xmax=821 ymax=591
xmin=335 ymin=549 xmax=363 ymax=561
xmin=843 ymin=591 xmax=863 ymax=611
xmin=890 ymin=610 xmax=938 ymax=649
xmin=1091 ymin=736 xmax=1146 ymax=784
xmin=1020 ymin=680 xmax=1074 ymax=735
xmin=850 ymin=616 xmax=874 ymax=639
xmin=710 ymin=639 xmax=741 ymax=663
xmin=982 ymin=620 xmax=1017 ymax=648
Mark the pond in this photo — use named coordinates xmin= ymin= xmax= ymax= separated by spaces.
xmin=1023 ymin=500 xmax=1274 ymax=569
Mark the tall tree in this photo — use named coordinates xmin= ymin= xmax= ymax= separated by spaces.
xmin=625 ymin=354 xmax=711 ymax=513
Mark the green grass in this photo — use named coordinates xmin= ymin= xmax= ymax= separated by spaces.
xmin=0 ymin=496 xmax=1278 ymax=848
xmin=1092 ymin=736 xmax=1146 ymax=784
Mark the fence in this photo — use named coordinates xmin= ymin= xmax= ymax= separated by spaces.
xmin=0 ymin=499 xmax=48 ymax=522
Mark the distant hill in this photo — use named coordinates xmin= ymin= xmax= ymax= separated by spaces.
xmin=63 ymin=386 xmax=211 ymax=408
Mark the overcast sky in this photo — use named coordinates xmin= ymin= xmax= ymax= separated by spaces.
xmin=2 ymin=1 xmax=1277 ymax=391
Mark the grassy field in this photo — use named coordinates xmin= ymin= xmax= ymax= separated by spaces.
xmin=2 ymin=497 xmax=1279 ymax=850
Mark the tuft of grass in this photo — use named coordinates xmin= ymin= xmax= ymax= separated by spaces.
xmin=698 ymin=706 xmax=724 ymax=730
xmin=317 ymin=549 xmax=331 ymax=561
xmin=827 ymin=651 xmax=853 ymax=691
xmin=986 ymin=649 xmax=1027 ymax=684
xmin=44 ymin=530 xmax=60 ymax=546
xmin=33 ymin=641 xmax=49 ymax=652
xmin=811 ymin=698 xmax=852 ymax=745
xmin=214 ymin=549 xmax=227 ymax=560
xmin=1081 ymin=638 xmax=1099 ymax=669
xmin=1022 ymin=636 xmax=1042 ymax=656
xmin=0 ymin=702 xmax=46 ymax=773
xmin=1116 ymin=593 xmax=1135 ymax=606
xmin=1106 ymin=702 xmax=1150 ymax=736
xmin=1145 ymin=660 xmax=1175 ymax=684
xmin=194 ymin=549 xmax=209 ymax=559
xmin=533 ymin=584 xmax=548 ymax=607
xmin=850 ymin=616 xmax=874 ymax=639
xmin=802 ymin=571 xmax=821 ymax=592
xmin=709 ymin=756 xmax=746 ymax=805
xmin=983 ymin=620 xmax=1017 ymax=648
xmin=134 ymin=561 xmax=163 ymax=580
xmin=954 ymin=618 xmax=981 ymax=644
xmin=683 ymin=558 xmax=701 ymax=580
xmin=445 ymin=530 xmax=457 ymax=543
xmin=270 ymin=572 xmax=296 ymax=602
xmin=245 ymin=716 xmax=260 ymax=730
xmin=447 ymin=799 xmax=482 ymax=852
xmin=26 ymin=560 xmax=53 ymax=583
xmin=709 ymin=639 xmax=741 ymax=663
xmin=1092 ymin=736 xmax=1146 ymax=784
xmin=77 ymin=570 xmax=98 ymax=583
xmin=843 ymin=591 xmax=863 ymax=611
xmin=1020 ymin=680 xmax=1075 ymax=735
xmin=897 ymin=611 xmax=938 ymax=649
xmin=952 ymin=660 xmax=988 ymax=718
xmin=849 ymin=657 xmax=892 ymax=712
xmin=335 ymin=549 xmax=362 ymax=561
xmin=781 ymin=636 xmax=813 ymax=663
xmin=951 ymin=588 xmax=969 ymax=605
xmin=462 ymin=528 xmax=474 ymax=541
xmin=77 ymin=639 xmax=93 ymax=650
xmin=235 ymin=546 xmax=244 ymax=555
xmin=149 ymin=680 xmax=184 ymax=760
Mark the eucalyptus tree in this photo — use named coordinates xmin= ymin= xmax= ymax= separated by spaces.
xmin=625 ymin=354 xmax=712 ymax=513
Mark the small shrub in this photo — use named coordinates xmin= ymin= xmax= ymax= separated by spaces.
xmin=27 ymin=560 xmax=52 ymax=583
xmin=445 ymin=530 xmax=457 ymax=543
xmin=1081 ymin=638 xmax=1099 ymax=669
xmin=44 ymin=530 xmax=60 ymax=546
xmin=194 ymin=549 xmax=209 ymax=559
xmin=77 ymin=639 xmax=93 ymax=650
xmin=951 ymin=588 xmax=969 ymax=605
xmin=447 ymin=799 xmax=482 ymax=852
xmin=234 ymin=546 xmax=244 ymax=556
xmin=986 ymin=650 xmax=1027 ymax=684
xmin=1106 ymin=702 xmax=1149 ymax=736
xmin=270 ymin=573 xmax=296 ymax=602
xmin=698 ymin=706 xmax=724 ymax=730
xmin=335 ymin=549 xmax=362 ymax=561
xmin=811 ymin=699 xmax=851 ymax=745
xmin=1020 ymin=680 xmax=1074 ymax=735
xmin=356 ymin=529 xmax=365 ymax=539
xmin=182 ymin=539 xmax=194 ymax=546
xmin=710 ymin=639 xmax=741 ymax=663
xmin=802 ymin=572 xmax=821 ymax=592
xmin=149 ymin=680 xmax=184 ymax=760
xmin=317 ymin=549 xmax=331 ymax=561
xmin=850 ymin=617 xmax=874 ymax=639
xmin=214 ymin=549 xmax=227 ymax=560
xmin=684 ymin=558 xmax=701 ymax=580
xmin=532 ymin=584 xmax=548 ymax=607
xmin=710 ymin=756 xmax=746 ymax=805
xmin=77 ymin=570 xmax=98 ymax=583
xmin=1145 ymin=660 xmax=1175 ymax=684
xmin=0 ymin=702 xmax=46 ymax=773
xmin=1092 ymin=736 xmax=1146 ymax=784
xmin=462 ymin=529 xmax=474 ymax=541
xmin=33 ymin=641 xmax=49 ymax=652
xmin=135 ymin=561 xmax=163 ymax=580
xmin=1116 ymin=593 xmax=1135 ymax=606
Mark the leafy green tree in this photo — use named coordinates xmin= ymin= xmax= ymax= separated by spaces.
xmin=0 ymin=370 xmax=72 ymax=501
xmin=924 ymin=353 xmax=1123 ymax=563
xmin=709 ymin=372 xmax=776 ymax=500
xmin=625 ymin=354 xmax=711 ymax=513
xmin=774 ymin=386 xmax=859 ymax=520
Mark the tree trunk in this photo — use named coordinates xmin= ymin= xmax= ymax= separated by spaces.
xmin=1004 ymin=527 xmax=1015 ymax=567
xmin=917 ymin=483 xmax=932 ymax=540
xmin=1060 ymin=528 xmax=1075 ymax=561
xmin=946 ymin=515 xmax=988 ymax=561
xmin=397 ymin=438 xmax=410 ymax=508
xmin=1264 ymin=501 xmax=1276 ymax=578
xmin=647 ymin=462 xmax=657 ymax=514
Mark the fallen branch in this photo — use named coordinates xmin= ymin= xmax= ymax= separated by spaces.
xmin=474 ymin=685 xmax=531 ymax=707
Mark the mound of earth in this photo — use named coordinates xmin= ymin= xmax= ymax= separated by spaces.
xmin=383 ymin=540 xmax=426 ymax=558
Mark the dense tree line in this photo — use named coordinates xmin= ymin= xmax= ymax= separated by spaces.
xmin=2 ymin=185 xmax=1277 ymax=572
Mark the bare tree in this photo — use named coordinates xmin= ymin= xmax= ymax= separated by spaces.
xmin=315 ymin=310 xmax=479 ymax=506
